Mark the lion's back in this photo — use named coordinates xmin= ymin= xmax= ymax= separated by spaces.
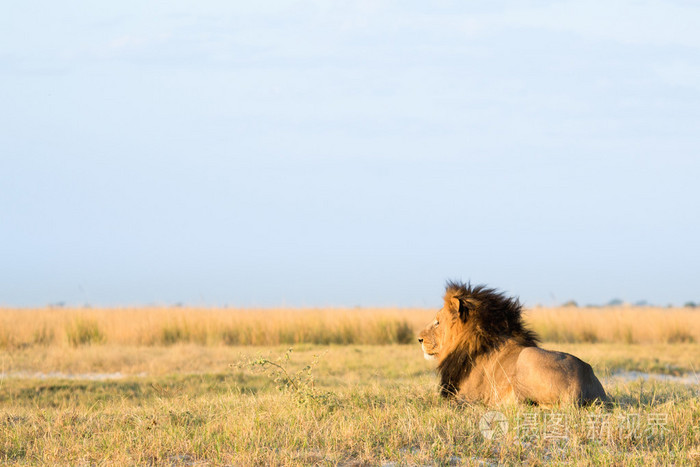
xmin=515 ymin=346 xmax=607 ymax=405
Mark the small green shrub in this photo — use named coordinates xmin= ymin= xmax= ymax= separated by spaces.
xmin=32 ymin=325 xmax=55 ymax=346
xmin=613 ymin=326 xmax=636 ymax=345
xmin=666 ymin=328 xmax=695 ymax=344
xmin=236 ymin=348 xmax=338 ymax=407
xmin=395 ymin=320 xmax=415 ymax=344
xmin=578 ymin=326 xmax=599 ymax=343
xmin=160 ymin=324 xmax=191 ymax=345
xmin=66 ymin=318 xmax=104 ymax=347
xmin=0 ymin=326 xmax=14 ymax=349
xmin=221 ymin=326 xmax=242 ymax=345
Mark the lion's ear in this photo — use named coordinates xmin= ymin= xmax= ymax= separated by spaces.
xmin=457 ymin=298 xmax=479 ymax=322
xmin=446 ymin=295 xmax=460 ymax=314
xmin=446 ymin=296 xmax=468 ymax=321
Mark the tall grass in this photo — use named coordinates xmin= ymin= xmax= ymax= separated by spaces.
xmin=0 ymin=307 xmax=419 ymax=349
xmin=525 ymin=306 xmax=700 ymax=344
xmin=0 ymin=305 xmax=698 ymax=349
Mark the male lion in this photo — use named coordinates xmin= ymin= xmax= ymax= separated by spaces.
xmin=418 ymin=281 xmax=607 ymax=406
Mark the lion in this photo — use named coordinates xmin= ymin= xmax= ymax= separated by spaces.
xmin=418 ymin=281 xmax=607 ymax=406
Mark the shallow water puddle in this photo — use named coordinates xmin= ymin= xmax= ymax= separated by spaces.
xmin=0 ymin=371 xmax=146 ymax=381
xmin=606 ymin=370 xmax=699 ymax=385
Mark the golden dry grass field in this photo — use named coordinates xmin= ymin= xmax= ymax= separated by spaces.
xmin=2 ymin=305 xmax=699 ymax=348
xmin=1 ymin=306 xmax=699 ymax=465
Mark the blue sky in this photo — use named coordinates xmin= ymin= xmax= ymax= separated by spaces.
xmin=2 ymin=1 xmax=699 ymax=307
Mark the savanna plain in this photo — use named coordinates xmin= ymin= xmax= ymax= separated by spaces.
xmin=1 ymin=305 xmax=699 ymax=465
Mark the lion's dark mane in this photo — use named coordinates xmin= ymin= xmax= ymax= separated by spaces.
xmin=437 ymin=281 xmax=540 ymax=397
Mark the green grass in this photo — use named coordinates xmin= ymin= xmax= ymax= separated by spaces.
xmin=1 ymin=344 xmax=699 ymax=465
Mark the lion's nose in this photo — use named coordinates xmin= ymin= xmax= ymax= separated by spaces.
xmin=418 ymin=338 xmax=423 ymax=343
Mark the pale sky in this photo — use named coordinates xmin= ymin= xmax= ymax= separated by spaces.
xmin=2 ymin=1 xmax=699 ymax=307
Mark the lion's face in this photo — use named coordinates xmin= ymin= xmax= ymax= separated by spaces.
xmin=418 ymin=304 xmax=459 ymax=361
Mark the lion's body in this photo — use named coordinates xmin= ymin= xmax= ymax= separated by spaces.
xmin=418 ymin=282 xmax=607 ymax=406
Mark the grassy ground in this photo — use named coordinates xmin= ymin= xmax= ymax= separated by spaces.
xmin=2 ymin=342 xmax=699 ymax=465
